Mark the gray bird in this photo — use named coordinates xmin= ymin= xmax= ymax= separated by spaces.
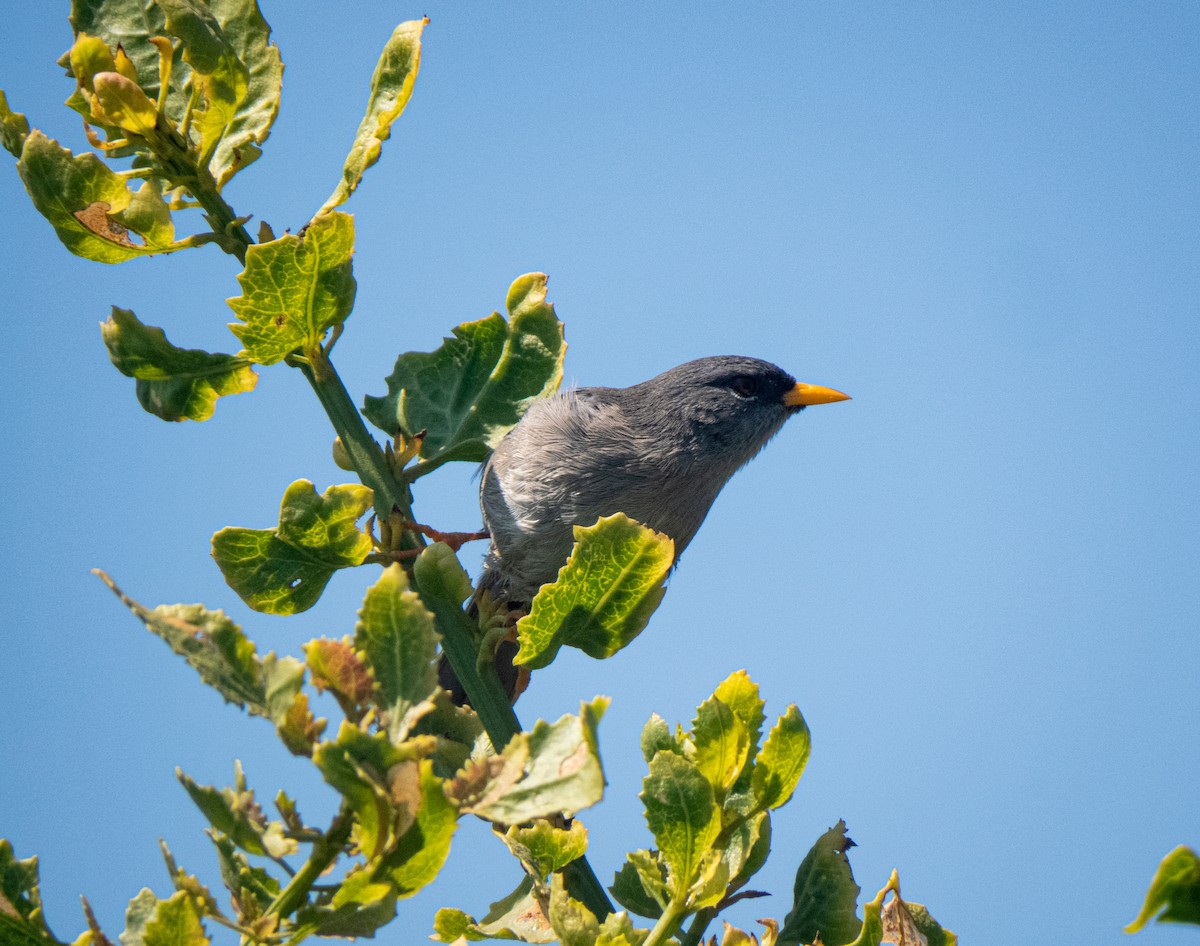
xmin=441 ymin=355 xmax=849 ymax=703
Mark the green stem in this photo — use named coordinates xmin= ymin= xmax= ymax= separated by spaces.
xmin=304 ymin=349 xmax=614 ymax=920
xmin=267 ymin=807 xmax=353 ymax=921
xmin=643 ymin=898 xmax=687 ymax=946
xmin=152 ymin=124 xmax=254 ymax=264
xmin=298 ymin=348 xmax=417 ymax=531
xmin=182 ymin=156 xmax=616 ymax=922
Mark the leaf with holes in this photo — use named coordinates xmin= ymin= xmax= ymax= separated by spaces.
xmin=211 ymin=480 xmax=373 ymax=614
xmin=227 ymin=211 xmax=356 ymax=364
xmin=16 ymin=132 xmax=198 ymax=261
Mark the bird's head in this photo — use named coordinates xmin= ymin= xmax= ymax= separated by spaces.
xmin=626 ymin=355 xmax=850 ymax=472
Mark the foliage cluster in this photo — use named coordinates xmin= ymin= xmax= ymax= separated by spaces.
xmin=12 ymin=2 xmax=1189 ymax=945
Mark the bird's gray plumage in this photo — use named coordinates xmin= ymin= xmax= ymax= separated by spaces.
xmin=477 ymin=355 xmax=805 ymax=605
xmin=439 ymin=355 xmax=846 ymax=704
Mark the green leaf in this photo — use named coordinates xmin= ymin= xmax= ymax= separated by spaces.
xmin=226 ymin=211 xmax=356 ymax=365
xmin=691 ymin=695 xmax=749 ymax=797
xmin=312 ymin=722 xmax=436 ymax=861
xmin=0 ymin=89 xmax=30 ymax=157
xmin=94 ymin=569 xmax=269 ymax=713
xmin=319 ymin=18 xmax=425 ymax=214
xmin=1126 ymin=845 xmax=1200 ymax=932
xmin=362 ymin=272 xmax=565 ymax=467
xmin=157 ymin=0 xmax=249 ymax=164
xmin=640 ymin=714 xmax=679 ymax=765
xmin=515 ymin=514 xmax=674 ymax=670
xmin=101 ymin=307 xmax=257 ymax=422
xmin=296 ymin=872 xmax=397 ymax=938
xmin=779 ymin=820 xmax=862 ymax=946
xmin=713 ymin=670 xmax=767 ymax=788
xmin=211 ymin=480 xmax=373 ymax=614
xmin=372 ymin=759 xmax=458 ymax=896
xmin=640 ymin=752 xmax=719 ymax=900
xmin=177 ymin=766 xmax=295 ymax=859
xmin=447 ymin=698 xmax=608 ymax=825
xmin=502 ymin=819 xmax=589 ymax=881
xmin=63 ymin=4 xmax=176 ymax=123
xmin=0 ymin=915 xmax=64 ymax=946
xmin=411 ymin=542 xmax=474 ymax=607
xmin=547 ymin=873 xmax=599 ymax=946
xmin=144 ymin=892 xmax=209 ymax=946
xmin=63 ymin=0 xmax=280 ymax=184
xmin=208 ymin=833 xmax=280 ymax=911
xmin=610 ymin=851 xmax=666 ymax=919
xmin=721 ymin=810 xmax=771 ymax=892
xmin=433 ymin=876 xmax=552 ymax=943
xmin=595 ymin=911 xmax=647 ymax=946
xmin=96 ymin=572 xmax=320 ymax=753
xmin=0 ymin=840 xmax=50 ymax=938
xmin=750 ymin=705 xmax=811 ymax=812
xmin=354 ymin=563 xmax=441 ymax=733
xmin=16 ymin=131 xmax=194 ymax=262
xmin=197 ymin=0 xmax=282 ymax=187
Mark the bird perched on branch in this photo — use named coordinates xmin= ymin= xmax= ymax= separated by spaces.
xmin=439 ymin=355 xmax=849 ymax=703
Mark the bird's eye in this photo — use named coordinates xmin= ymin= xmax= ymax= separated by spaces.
xmin=729 ymin=376 xmax=759 ymax=398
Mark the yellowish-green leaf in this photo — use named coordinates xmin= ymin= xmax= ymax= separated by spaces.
xmin=319 ymin=18 xmax=425 ymax=214
xmin=354 ymin=563 xmax=441 ymax=732
xmin=373 ymin=759 xmax=458 ymax=896
xmin=158 ymin=0 xmax=249 ymax=163
xmin=432 ymin=876 xmax=552 ymax=943
xmin=227 ymin=211 xmax=356 ymax=363
xmin=312 ymin=722 xmax=435 ymax=861
xmin=448 ymin=698 xmax=608 ymax=825
xmin=516 ymin=514 xmax=673 ymax=669
xmin=1126 ymin=845 xmax=1200 ymax=932
xmin=142 ymin=891 xmax=209 ymax=946
xmin=691 ymin=695 xmax=749 ymax=797
xmin=641 ymin=752 xmax=719 ymax=900
xmin=177 ymin=767 xmax=295 ymax=860
xmin=363 ymin=272 xmax=565 ymax=467
xmin=211 ymin=480 xmax=373 ymax=614
xmin=16 ymin=132 xmax=194 ymax=262
xmin=610 ymin=850 xmax=666 ymax=919
xmin=102 ymin=307 xmax=257 ymax=422
xmin=713 ymin=670 xmax=767 ymax=788
xmin=0 ymin=89 xmax=30 ymax=157
xmin=91 ymin=71 xmax=157 ymax=137
xmin=750 ymin=705 xmax=811 ymax=813
xmin=547 ymin=873 xmax=599 ymax=946
xmin=502 ymin=819 xmax=589 ymax=881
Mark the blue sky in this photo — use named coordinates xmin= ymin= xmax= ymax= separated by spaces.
xmin=2 ymin=3 xmax=1197 ymax=944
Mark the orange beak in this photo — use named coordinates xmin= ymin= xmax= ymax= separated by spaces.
xmin=783 ymin=381 xmax=852 ymax=407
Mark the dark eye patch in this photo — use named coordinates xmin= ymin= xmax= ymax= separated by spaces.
xmin=729 ymin=375 xmax=759 ymax=398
